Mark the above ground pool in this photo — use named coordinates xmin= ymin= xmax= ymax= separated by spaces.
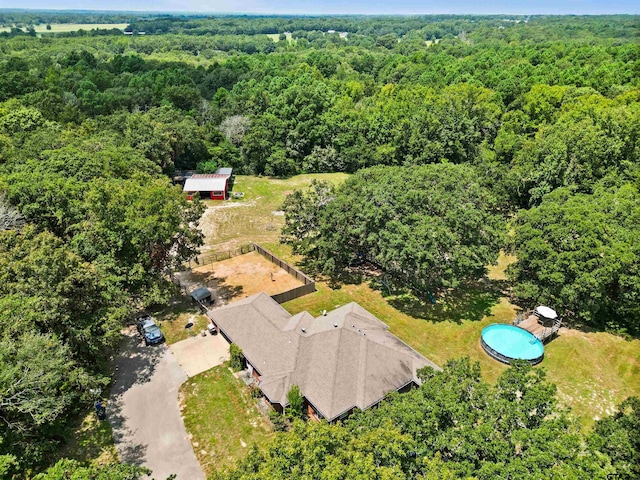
xmin=481 ymin=324 xmax=544 ymax=365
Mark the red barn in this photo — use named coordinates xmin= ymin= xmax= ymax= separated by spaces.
xmin=183 ymin=169 xmax=232 ymax=200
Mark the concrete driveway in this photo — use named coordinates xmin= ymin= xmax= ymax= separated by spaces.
xmin=169 ymin=333 xmax=230 ymax=377
xmin=108 ymin=330 xmax=205 ymax=480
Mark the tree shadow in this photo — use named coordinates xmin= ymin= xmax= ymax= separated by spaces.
xmin=384 ymin=278 xmax=509 ymax=324
xmin=110 ymin=333 xmax=166 ymax=394
xmin=106 ymin=333 xmax=156 ymax=467
xmin=106 ymin=394 xmax=148 ymax=467
xmin=174 ymin=268 xmax=244 ymax=304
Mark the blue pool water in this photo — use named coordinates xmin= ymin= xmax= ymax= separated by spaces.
xmin=481 ymin=324 xmax=544 ymax=363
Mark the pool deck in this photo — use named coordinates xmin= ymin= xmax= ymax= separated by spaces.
xmin=517 ymin=315 xmax=546 ymax=339
xmin=516 ymin=314 xmax=561 ymax=343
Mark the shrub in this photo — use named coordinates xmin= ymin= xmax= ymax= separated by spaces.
xmin=229 ymin=343 xmax=244 ymax=371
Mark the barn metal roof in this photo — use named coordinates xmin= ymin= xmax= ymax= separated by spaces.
xmin=183 ymin=174 xmax=228 ymax=192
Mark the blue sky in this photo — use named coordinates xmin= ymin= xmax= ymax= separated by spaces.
xmin=4 ymin=0 xmax=639 ymax=15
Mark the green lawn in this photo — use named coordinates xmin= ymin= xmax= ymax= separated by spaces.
xmin=180 ymin=366 xmax=273 ymax=476
xmin=266 ymin=32 xmax=293 ymax=42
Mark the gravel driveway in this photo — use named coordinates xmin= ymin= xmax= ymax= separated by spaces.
xmin=108 ymin=330 xmax=205 ymax=480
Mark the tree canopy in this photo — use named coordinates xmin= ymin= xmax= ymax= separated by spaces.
xmin=282 ymin=164 xmax=505 ymax=291
xmin=508 ymin=184 xmax=640 ymax=334
xmin=0 ymin=11 xmax=639 ymax=478
xmin=218 ymin=359 xmax=624 ymax=480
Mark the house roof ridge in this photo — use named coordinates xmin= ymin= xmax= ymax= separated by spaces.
xmin=190 ymin=173 xmax=230 ymax=178
xmin=355 ymin=332 xmax=369 ymax=409
xmin=327 ymin=328 xmax=346 ymax=419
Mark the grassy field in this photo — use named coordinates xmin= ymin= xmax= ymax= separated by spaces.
xmin=199 ymin=173 xmax=348 ymax=252
xmin=180 ymin=366 xmax=273 ymax=476
xmin=0 ymin=23 xmax=128 ymax=33
xmin=266 ymin=32 xmax=293 ymax=42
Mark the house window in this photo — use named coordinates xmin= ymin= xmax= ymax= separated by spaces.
xmin=212 ymin=191 xmax=223 ymax=195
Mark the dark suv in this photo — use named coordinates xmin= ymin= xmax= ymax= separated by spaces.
xmin=136 ymin=315 xmax=165 ymax=346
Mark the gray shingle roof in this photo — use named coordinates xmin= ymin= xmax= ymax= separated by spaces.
xmin=209 ymin=292 xmax=439 ymax=421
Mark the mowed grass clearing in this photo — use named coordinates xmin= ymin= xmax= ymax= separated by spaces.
xmin=180 ymin=366 xmax=273 ymax=476
xmin=266 ymin=32 xmax=293 ymax=42
xmin=199 ymin=173 xmax=348 ymax=252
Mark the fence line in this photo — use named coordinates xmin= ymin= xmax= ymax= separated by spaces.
xmin=252 ymin=244 xmax=314 ymax=286
xmin=188 ymin=243 xmax=255 ymax=269
xmin=271 ymin=283 xmax=317 ymax=304
xmin=251 ymin=243 xmax=316 ymax=303
xmin=187 ymin=242 xmax=315 ymax=304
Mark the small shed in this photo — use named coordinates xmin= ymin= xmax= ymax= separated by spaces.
xmin=191 ymin=287 xmax=214 ymax=306
xmin=183 ymin=168 xmax=233 ymax=200
xmin=184 ymin=174 xmax=229 ymax=200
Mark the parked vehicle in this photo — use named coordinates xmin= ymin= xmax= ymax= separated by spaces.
xmin=136 ymin=315 xmax=165 ymax=346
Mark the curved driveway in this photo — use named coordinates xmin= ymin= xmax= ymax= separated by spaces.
xmin=108 ymin=331 xmax=205 ymax=480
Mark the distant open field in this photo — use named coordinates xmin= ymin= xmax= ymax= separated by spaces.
xmin=0 ymin=23 xmax=128 ymax=33
xmin=266 ymin=32 xmax=293 ymax=42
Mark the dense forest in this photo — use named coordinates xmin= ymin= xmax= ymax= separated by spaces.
xmin=0 ymin=11 xmax=638 ymax=479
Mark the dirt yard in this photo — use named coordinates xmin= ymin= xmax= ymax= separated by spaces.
xmin=183 ymin=251 xmax=304 ymax=304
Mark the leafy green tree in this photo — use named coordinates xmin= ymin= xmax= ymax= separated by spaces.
xmin=283 ymin=164 xmax=505 ymax=292
xmin=123 ymin=107 xmax=209 ymax=172
xmin=590 ymin=397 xmax=640 ymax=479
xmin=286 ymin=385 xmax=305 ymax=420
xmin=229 ymin=344 xmax=244 ymax=372
xmin=280 ymin=179 xmax=335 ymax=257
xmin=75 ymin=174 xmax=204 ymax=303
xmin=33 ymin=459 xmax=149 ymax=480
xmin=0 ymin=334 xmax=96 ymax=457
xmin=509 ymin=184 xmax=640 ymax=333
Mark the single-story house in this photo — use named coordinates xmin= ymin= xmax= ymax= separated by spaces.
xmin=183 ymin=167 xmax=233 ymax=200
xmin=208 ymin=292 xmax=439 ymax=422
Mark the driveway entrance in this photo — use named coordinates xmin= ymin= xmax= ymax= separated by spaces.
xmin=108 ymin=331 xmax=205 ymax=480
